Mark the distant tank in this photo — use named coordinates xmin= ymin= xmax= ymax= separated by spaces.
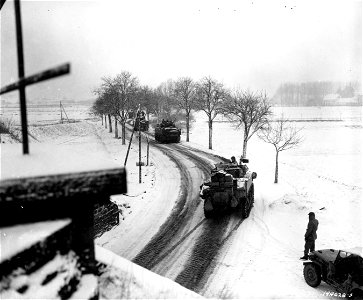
xmin=134 ymin=111 xmax=149 ymax=131
xmin=134 ymin=119 xmax=149 ymax=131
xmin=154 ymin=120 xmax=181 ymax=143
xmin=200 ymin=159 xmax=257 ymax=218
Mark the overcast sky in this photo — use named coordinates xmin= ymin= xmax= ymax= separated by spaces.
xmin=1 ymin=0 xmax=362 ymax=102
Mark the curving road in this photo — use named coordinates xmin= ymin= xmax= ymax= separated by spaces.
xmin=132 ymin=140 xmax=248 ymax=292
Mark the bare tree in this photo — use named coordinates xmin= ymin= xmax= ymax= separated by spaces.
xmin=258 ymin=118 xmax=303 ymax=183
xmin=138 ymin=85 xmax=155 ymax=120
xmin=91 ymin=94 xmax=107 ymax=125
xmin=195 ymin=76 xmax=226 ymax=149
xmin=93 ymin=71 xmax=139 ymax=142
xmin=113 ymin=71 xmax=139 ymax=145
xmin=222 ymin=89 xmax=272 ymax=158
xmin=98 ymin=77 xmax=120 ymax=137
xmin=174 ymin=77 xmax=196 ymax=142
xmin=93 ymin=83 xmax=115 ymax=134
xmin=151 ymin=80 xmax=176 ymax=122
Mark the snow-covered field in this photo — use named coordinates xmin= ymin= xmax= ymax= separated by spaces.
xmin=0 ymin=102 xmax=93 ymax=126
xmin=187 ymin=109 xmax=362 ymax=299
xmin=1 ymin=104 xmax=362 ymax=299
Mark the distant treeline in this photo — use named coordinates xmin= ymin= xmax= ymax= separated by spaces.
xmin=272 ymin=81 xmax=361 ymax=106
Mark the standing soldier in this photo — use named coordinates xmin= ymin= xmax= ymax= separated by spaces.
xmin=300 ymin=212 xmax=319 ymax=260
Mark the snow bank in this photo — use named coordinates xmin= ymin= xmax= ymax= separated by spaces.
xmin=96 ymin=245 xmax=202 ymax=299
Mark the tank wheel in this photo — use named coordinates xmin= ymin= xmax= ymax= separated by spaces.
xmin=242 ymin=199 xmax=249 ymax=218
xmin=249 ymin=184 xmax=254 ymax=207
xmin=303 ymin=264 xmax=321 ymax=287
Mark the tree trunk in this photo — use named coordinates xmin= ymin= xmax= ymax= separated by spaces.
xmin=101 ymin=115 xmax=103 ymax=125
xmin=108 ymin=114 xmax=112 ymax=133
xmin=242 ymin=131 xmax=248 ymax=158
xmin=208 ymin=118 xmax=213 ymax=150
xmin=186 ymin=113 xmax=190 ymax=142
xmin=104 ymin=115 xmax=107 ymax=129
xmin=274 ymin=151 xmax=279 ymax=183
xmin=122 ymin=122 xmax=126 ymax=145
xmin=114 ymin=117 xmax=118 ymax=139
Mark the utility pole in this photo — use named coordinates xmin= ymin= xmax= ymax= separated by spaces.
xmin=146 ymin=135 xmax=149 ymax=166
xmin=124 ymin=126 xmax=135 ymax=166
xmin=138 ymin=111 xmax=142 ymax=184
xmin=60 ymin=102 xmax=70 ymax=123
xmin=14 ymin=0 xmax=28 ymax=154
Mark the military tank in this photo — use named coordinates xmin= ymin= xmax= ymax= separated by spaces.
xmin=154 ymin=120 xmax=181 ymax=143
xmin=134 ymin=119 xmax=149 ymax=131
xmin=200 ymin=159 xmax=257 ymax=218
xmin=134 ymin=111 xmax=149 ymax=131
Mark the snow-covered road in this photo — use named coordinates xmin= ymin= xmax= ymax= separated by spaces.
xmin=135 ymin=144 xmax=246 ymax=291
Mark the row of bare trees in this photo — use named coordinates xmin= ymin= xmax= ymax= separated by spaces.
xmin=92 ymin=71 xmax=139 ymax=144
xmin=92 ymin=72 xmax=269 ymax=153
xmin=92 ymin=70 xmax=303 ymax=183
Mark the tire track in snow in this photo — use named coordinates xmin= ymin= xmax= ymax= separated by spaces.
xmin=132 ymin=141 xmax=217 ymax=270
xmin=175 ymin=215 xmax=244 ymax=292
xmin=143 ymin=218 xmax=207 ymax=267
xmin=132 ymin=144 xmax=191 ymax=269
xmin=170 ymin=145 xmax=246 ymax=292
xmin=198 ymin=189 xmax=269 ymax=298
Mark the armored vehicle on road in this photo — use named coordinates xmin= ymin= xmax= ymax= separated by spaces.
xmin=155 ymin=120 xmax=181 ymax=143
xmin=134 ymin=119 xmax=149 ymax=131
xmin=134 ymin=110 xmax=149 ymax=131
xmin=200 ymin=159 xmax=257 ymax=218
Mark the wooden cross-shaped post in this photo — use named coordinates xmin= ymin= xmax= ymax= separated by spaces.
xmin=0 ymin=0 xmax=70 ymax=154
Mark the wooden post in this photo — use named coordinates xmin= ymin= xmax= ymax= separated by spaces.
xmin=146 ymin=136 xmax=150 ymax=166
xmin=139 ymin=115 xmax=142 ymax=184
xmin=61 ymin=103 xmax=70 ymax=123
xmin=124 ymin=126 xmax=135 ymax=166
xmin=60 ymin=101 xmax=63 ymax=123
